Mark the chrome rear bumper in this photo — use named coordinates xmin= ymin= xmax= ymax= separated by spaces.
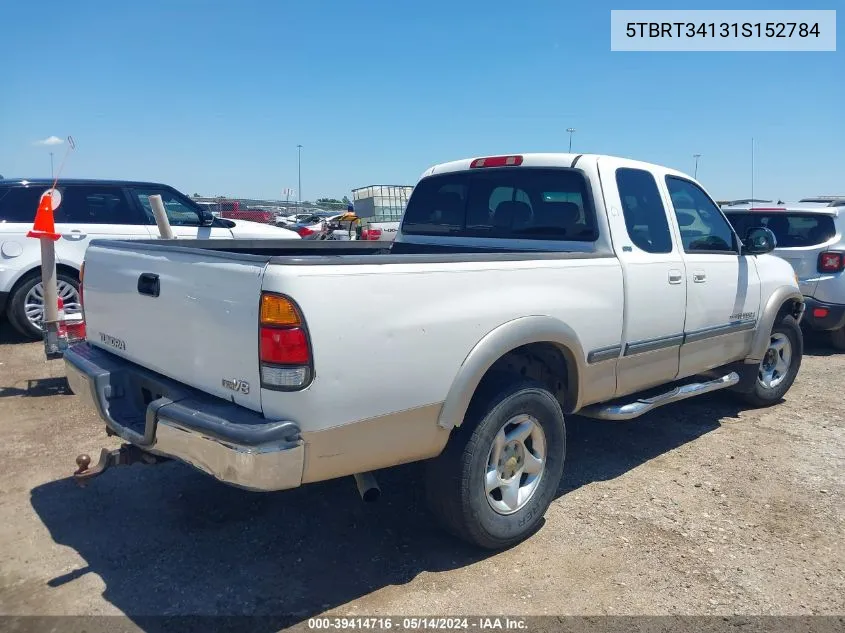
xmin=64 ymin=343 xmax=304 ymax=491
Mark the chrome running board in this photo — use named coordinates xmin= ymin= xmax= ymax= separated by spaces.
xmin=579 ymin=372 xmax=740 ymax=421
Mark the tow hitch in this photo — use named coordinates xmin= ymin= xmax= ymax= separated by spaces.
xmin=73 ymin=444 xmax=169 ymax=487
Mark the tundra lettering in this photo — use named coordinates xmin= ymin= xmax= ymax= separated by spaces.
xmin=98 ymin=332 xmax=126 ymax=351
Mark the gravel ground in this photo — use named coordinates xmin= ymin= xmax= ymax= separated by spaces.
xmin=0 ymin=320 xmax=842 ymax=627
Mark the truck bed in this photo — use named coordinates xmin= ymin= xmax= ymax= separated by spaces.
xmin=99 ymin=237 xmax=606 ymax=262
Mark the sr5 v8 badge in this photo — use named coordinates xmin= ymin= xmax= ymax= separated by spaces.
xmin=222 ymin=378 xmax=250 ymax=395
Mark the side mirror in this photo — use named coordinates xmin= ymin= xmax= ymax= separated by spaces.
xmin=743 ymin=227 xmax=777 ymax=255
xmin=200 ymin=212 xmax=215 ymax=227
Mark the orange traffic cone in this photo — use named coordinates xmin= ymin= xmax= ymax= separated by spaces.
xmin=27 ymin=193 xmax=61 ymax=241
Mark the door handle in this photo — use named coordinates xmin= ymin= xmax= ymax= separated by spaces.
xmin=668 ymin=270 xmax=683 ymax=284
xmin=137 ymin=273 xmax=160 ymax=297
xmin=693 ymin=271 xmax=707 ymax=283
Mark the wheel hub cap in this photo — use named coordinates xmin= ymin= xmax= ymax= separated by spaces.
xmin=485 ymin=414 xmax=547 ymax=516
xmin=758 ymin=332 xmax=792 ymax=390
xmin=24 ymin=280 xmax=81 ymax=331
xmin=499 ymin=442 xmax=523 ymax=479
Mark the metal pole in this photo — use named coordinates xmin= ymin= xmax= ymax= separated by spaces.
xmin=693 ymin=154 xmax=701 ymax=178
xmin=149 ymin=194 xmax=175 ymax=239
xmin=566 ymin=128 xmax=576 ymax=152
xmin=40 ymin=238 xmax=60 ymax=358
xmin=297 ymin=145 xmax=303 ymax=212
xmin=751 ymin=138 xmax=754 ymax=205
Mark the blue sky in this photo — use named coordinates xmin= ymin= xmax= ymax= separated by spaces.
xmin=1 ymin=0 xmax=842 ymax=202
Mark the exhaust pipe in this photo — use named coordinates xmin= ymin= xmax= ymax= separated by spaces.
xmin=353 ymin=472 xmax=380 ymax=502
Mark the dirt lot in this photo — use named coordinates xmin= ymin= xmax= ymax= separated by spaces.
xmin=0 ymin=320 xmax=842 ymax=626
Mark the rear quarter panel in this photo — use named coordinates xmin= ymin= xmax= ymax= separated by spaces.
xmin=260 ymin=257 xmax=624 ymax=433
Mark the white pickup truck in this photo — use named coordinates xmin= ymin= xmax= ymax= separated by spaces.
xmin=66 ymin=153 xmax=805 ymax=549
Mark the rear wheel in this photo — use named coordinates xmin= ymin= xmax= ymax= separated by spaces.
xmin=424 ymin=378 xmax=566 ymax=550
xmin=738 ymin=315 xmax=802 ymax=407
xmin=7 ymin=271 xmax=81 ymax=340
xmin=831 ymin=326 xmax=845 ymax=351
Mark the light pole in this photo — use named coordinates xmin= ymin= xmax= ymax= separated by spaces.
xmin=50 ymin=152 xmax=54 ymax=179
xmin=566 ymin=128 xmax=576 ymax=152
xmin=693 ymin=153 xmax=701 ymax=178
xmin=297 ymin=144 xmax=303 ymax=212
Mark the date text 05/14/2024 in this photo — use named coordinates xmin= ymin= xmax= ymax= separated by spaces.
xmin=307 ymin=617 xmax=528 ymax=630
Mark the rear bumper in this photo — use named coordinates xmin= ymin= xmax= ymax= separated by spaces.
xmin=64 ymin=343 xmax=304 ymax=491
xmin=802 ymin=297 xmax=845 ymax=331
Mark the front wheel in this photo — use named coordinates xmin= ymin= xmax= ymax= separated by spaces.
xmin=738 ymin=315 xmax=803 ymax=407
xmin=424 ymin=379 xmax=566 ymax=550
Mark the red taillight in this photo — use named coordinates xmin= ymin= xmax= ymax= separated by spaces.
xmin=56 ymin=297 xmax=67 ymax=339
xmin=470 ymin=155 xmax=523 ymax=168
xmin=818 ymin=251 xmax=844 ymax=273
xmin=260 ymin=327 xmax=309 ymax=364
xmin=813 ymin=307 xmax=829 ymax=319
xmin=297 ymin=226 xmax=314 ymax=237
xmin=259 ymin=293 xmax=312 ymax=390
xmin=66 ymin=315 xmax=86 ymax=343
xmin=361 ymin=227 xmax=382 ymax=240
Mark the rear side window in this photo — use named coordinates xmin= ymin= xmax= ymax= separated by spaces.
xmin=0 ymin=186 xmax=47 ymax=223
xmin=724 ymin=212 xmax=837 ymax=248
xmin=615 ymin=168 xmax=673 ymax=254
xmin=401 ymin=168 xmax=598 ymax=241
xmin=56 ymin=186 xmax=138 ymax=224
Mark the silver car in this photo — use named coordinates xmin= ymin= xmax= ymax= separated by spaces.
xmin=723 ymin=199 xmax=845 ymax=349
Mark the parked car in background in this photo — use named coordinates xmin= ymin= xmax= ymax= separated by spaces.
xmin=215 ymin=201 xmax=277 ymax=224
xmin=67 ymin=152 xmax=803 ymax=549
xmin=360 ymin=219 xmax=400 ymax=241
xmin=289 ymin=212 xmax=334 ymax=239
xmin=275 ymin=212 xmax=317 ymax=228
xmin=0 ymin=178 xmax=299 ymax=339
xmin=723 ymin=200 xmax=844 ymax=349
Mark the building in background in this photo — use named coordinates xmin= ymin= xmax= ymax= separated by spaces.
xmin=351 ymin=185 xmax=413 ymax=222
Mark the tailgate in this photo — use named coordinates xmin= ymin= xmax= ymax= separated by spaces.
xmin=81 ymin=241 xmax=267 ymax=412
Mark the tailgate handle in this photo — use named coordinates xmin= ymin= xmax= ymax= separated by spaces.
xmin=137 ymin=273 xmax=160 ymax=297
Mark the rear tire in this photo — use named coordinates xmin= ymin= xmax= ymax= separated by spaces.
xmin=738 ymin=315 xmax=802 ymax=407
xmin=831 ymin=326 xmax=845 ymax=351
xmin=7 ymin=270 xmax=81 ymax=341
xmin=424 ymin=378 xmax=566 ymax=550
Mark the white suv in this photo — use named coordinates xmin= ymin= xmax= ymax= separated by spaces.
xmin=723 ymin=199 xmax=845 ymax=349
xmin=0 ymin=178 xmax=299 ymax=339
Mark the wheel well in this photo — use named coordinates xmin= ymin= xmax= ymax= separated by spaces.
xmin=776 ymin=298 xmax=804 ymax=322
xmin=465 ymin=343 xmax=574 ymax=422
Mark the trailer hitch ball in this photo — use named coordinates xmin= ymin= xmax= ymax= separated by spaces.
xmin=74 ymin=454 xmax=92 ymax=474
xmin=72 ymin=444 xmax=170 ymax=487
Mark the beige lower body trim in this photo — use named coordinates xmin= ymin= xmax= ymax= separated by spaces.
xmin=615 ymin=347 xmax=681 ymax=397
xmin=577 ymin=359 xmax=618 ymax=409
xmin=300 ymin=403 xmax=450 ymax=484
xmin=678 ymin=331 xmax=754 ymax=378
